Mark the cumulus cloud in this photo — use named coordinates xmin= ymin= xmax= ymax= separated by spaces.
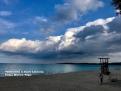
xmin=54 ymin=0 xmax=103 ymax=24
xmin=0 ymin=16 xmax=121 ymax=62
xmin=37 ymin=0 xmax=104 ymax=35
xmin=58 ymin=16 xmax=121 ymax=56
xmin=0 ymin=37 xmax=61 ymax=53
xmin=69 ymin=0 xmax=103 ymax=11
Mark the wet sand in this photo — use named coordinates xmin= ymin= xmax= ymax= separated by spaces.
xmin=0 ymin=71 xmax=121 ymax=91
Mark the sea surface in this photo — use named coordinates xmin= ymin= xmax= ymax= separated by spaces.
xmin=0 ymin=63 xmax=121 ymax=77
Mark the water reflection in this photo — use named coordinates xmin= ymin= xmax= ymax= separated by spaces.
xmin=0 ymin=63 xmax=121 ymax=77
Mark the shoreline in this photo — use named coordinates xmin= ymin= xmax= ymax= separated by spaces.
xmin=0 ymin=71 xmax=121 ymax=91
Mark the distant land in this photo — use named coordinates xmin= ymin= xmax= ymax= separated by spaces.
xmin=58 ymin=62 xmax=121 ymax=65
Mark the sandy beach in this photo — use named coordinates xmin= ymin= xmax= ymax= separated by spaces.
xmin=0 ymin=71 xmax=121 ymax=91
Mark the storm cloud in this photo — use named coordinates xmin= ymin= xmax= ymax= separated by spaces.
xmin=0 ymin=16 xmax=121 ymax=62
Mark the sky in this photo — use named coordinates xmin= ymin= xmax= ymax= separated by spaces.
xmin=0 ymin=0 xmax=121 ymax=63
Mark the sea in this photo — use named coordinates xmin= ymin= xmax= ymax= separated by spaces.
xmin=0 ymin=63 xmax=121 ymax=77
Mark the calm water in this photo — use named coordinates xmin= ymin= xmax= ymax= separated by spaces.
xmin=0 ymin=63 xmax=121 ymax=77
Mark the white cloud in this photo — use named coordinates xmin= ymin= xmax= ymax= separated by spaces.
xmin=54 ymin=0 xmax=104 ymax=23
xmin=34 ymin=16 xmax=48 ymax=24
xmin=86 ymin=17 xmax=115 ymax=26
xmin=0 ymin=18 xmax=16 ymax=35
xmin=109 ymin=52 xmax=121 ymax=56
xmin=68 ymin=0 xmax=103 ymax=12
xmin=0 ymin=36 xmax=61 ymax=53
xmin=0 ymin=11 xmax=12 ymax=16
xmin=35 ymin=0 xmax=104 ymax=36
xmin=58 ymin=17 xmax=119 ymax=53
xmin=3 ymin=0 xmax=18 ymax=5
xmin=0 ymin=38 xmax=41 ymax=53
xmin=0 ymin=16 xmax=121 ymax=62
xmin=0 ymin=18 xmax=16 ymax=31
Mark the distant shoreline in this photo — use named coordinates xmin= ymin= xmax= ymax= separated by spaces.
xmin=0 ymin=62 xmax=121 ymax=65
xmin=58 ymin=62 xmax=121 ymax=65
